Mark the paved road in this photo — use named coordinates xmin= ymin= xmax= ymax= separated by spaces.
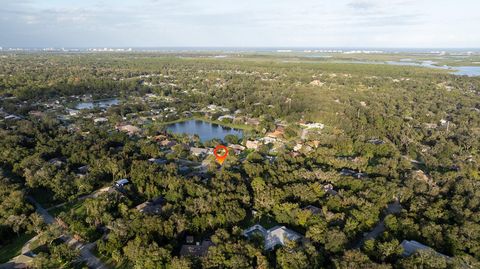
xmin=354 ymin=199 xmax=402 ymax=249
xmin=26 ymin=196 xmax=109 ymax=269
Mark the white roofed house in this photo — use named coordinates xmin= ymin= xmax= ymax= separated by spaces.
xmin=190 ymin=147 xmax=210 ymax=157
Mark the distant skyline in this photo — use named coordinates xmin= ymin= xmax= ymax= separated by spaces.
xmin=1 ymin=0 xmax=479 ymax=48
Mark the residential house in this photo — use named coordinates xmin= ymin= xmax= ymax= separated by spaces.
xmin=136 ymin=196 xmax=164 ymax=215
xmin=400 ymin=240 xmax=450 ymax=259
xmin=303 ymin=205 xmax=321 ymax=215
xmin=245 ymin=118 xmax=260 ymax=126
xmin=4 ymin=114 xmax=22 ymax=121
xmin=243 ymin=224 xmax=303 ymax=250
xmin=340 ymin=168 xmax=367 ymax=179
xmin=28 ymin=110 xmax=44 ymax=117
xmin=148 ymin=158 xmax=167 ymax=165
xmin=323 ymin=184 xmax=338 ymax=196
xmin=190 ymin=147 xmax=210 ymax=157
xmin=116 ymin=124 xmax=141 ymax=135
xmin=229 ymin=144 xmax=245 ymax=154
xmin=48 ymin=158 xmax=65 ymax=167
xmin=246 ymin=140 xmax=260 ymax=150
xmin=367 ymin=138 xmax=384 ymax=145
xmin=180 ymin=239 xmax=214 ymax=257
xmin=293 ymin=143 xmax=303 ymax=152
xmin=218 ymin=115 xmax=234 ymax=121
xmin=77 ymin=165 xmax=88 ymax=174
xmin=115 ymin=178 xmax=129 ymax=188
xmin=266 ymin=129 xmax=284 ymax=140
xmin=94 ymin=117 xmax=108 ymax=124
xmin=300 ymin=122 xmax=325 ymax=129
xmin=159 ymin=139 xmax=176 ymax=148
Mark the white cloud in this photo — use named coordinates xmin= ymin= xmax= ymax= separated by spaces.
xmin=0 ymin=0 xmax=479 ymax=47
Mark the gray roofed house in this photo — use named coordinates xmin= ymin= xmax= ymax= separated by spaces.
xmin=400 ymin=240 xmax=450 ymax=259
xmin=136 ymin=196 xmax=164 ymax=215
xmin=148 ymin=158 xmax=168 ymax=165
xmin=303 ymin=205 xmax=321 ymax=215
xmin=115 ymin=178 xmax=129 ymax=187
xmin=243 ymin=224 xmax=303 ymax=250
xmin=179 ymin=239 xmax=214 ymax=257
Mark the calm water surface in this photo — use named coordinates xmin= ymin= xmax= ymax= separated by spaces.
xmin=166 ymin=120 xmax=243 ymax=142
xmin=453 ymin=66 xmax=480 ymax=77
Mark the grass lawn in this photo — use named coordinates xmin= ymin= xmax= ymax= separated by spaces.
xmin=0 ymin=233 xmax=35 ymax=263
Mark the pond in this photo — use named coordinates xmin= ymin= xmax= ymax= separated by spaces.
xmin=166 ymin=120 xmax=243 ymax=142
xmin=75 ymin=98 xmax=119 ymax=110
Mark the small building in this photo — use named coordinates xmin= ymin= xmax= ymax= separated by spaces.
xmin=115 ymin=178 xmax=129 ymax=187
xmin=180 ymin=239 xmax=214 ymax=257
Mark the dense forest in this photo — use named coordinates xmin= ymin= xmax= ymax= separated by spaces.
xmin=0 ymin=53 xmax=479 ymax=269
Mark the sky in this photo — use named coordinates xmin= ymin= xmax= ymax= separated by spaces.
xmin=1 ymin=0 xmax=479 ymax=48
